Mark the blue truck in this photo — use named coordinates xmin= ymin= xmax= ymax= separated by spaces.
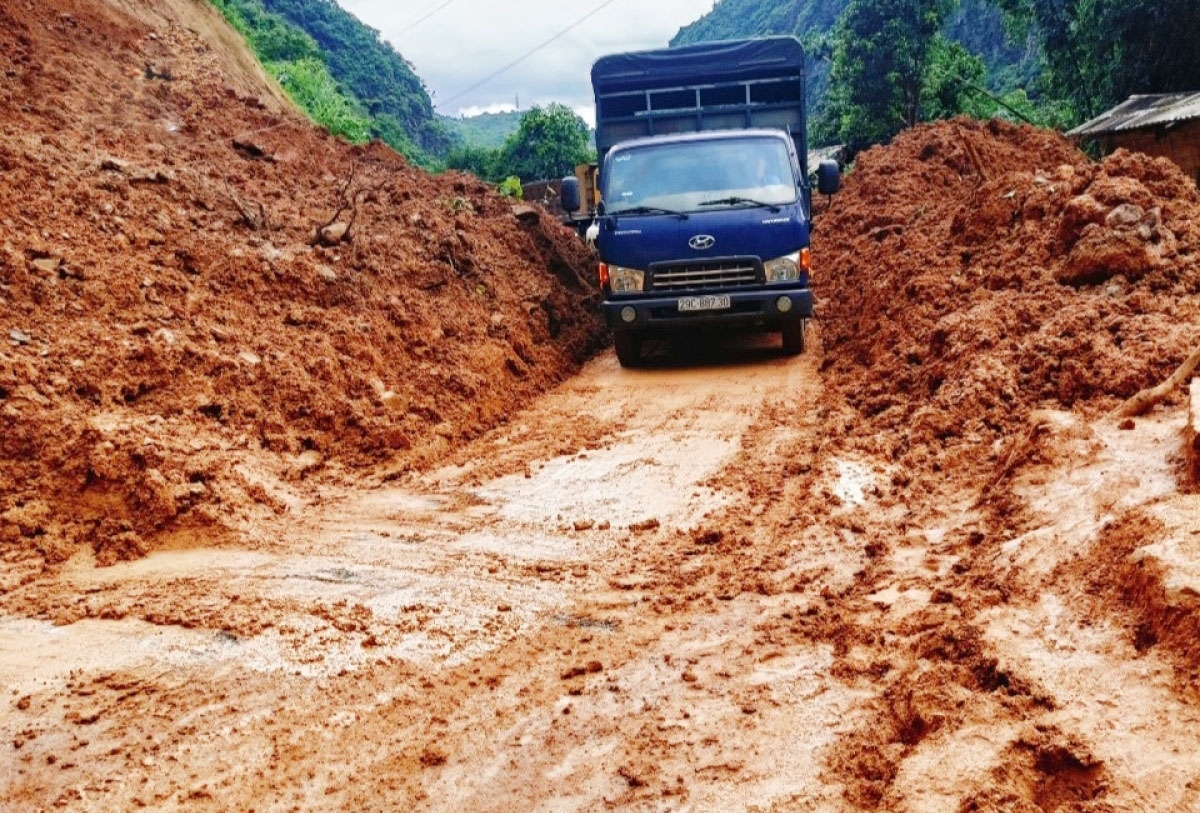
xmin=561 ymin=37 xmax=839 ymax=367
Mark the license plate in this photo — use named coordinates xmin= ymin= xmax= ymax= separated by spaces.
xmin=677 ymin=294 xmax=731 ymax=312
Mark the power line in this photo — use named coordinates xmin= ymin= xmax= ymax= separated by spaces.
xmin=439 ymin=0 xmax=620 ymax=107
xmin=398 ymin=0 xmax=445 ymax=27
xmin=401 ymin=0 xmax=459 ymax=33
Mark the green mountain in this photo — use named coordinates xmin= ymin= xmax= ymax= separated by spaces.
xmin=439 ymin=111 xmax=524 ymax=151
xmin=672 ymin=0 xmax=846 ymax=45
xmin=210 ymin=0 xmax=454 ymax=166
xmin=212 ymin=1 xmax=574 ymax=164
xmin=258 ymin=0 xmax=453 ymax=155
xmin=671 ymin=0 xmax=1040 ymax=117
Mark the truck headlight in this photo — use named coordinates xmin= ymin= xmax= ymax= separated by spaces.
xmin=763 ymin=252 xmax=801 ymax=282
xmin=608 ymin=265 xmax=646 ymax=293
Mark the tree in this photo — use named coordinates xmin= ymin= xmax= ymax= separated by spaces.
xmin=444 ymin=144 xmax=502 ymax=181
xmin=443 ymin=105 xmax=594 ymax=185
xmin=498 ymin=104 xmax=593 ymax=183
xmin=212 ymin=0 xmax=320 ymax=62
xmin=921 ymin=36 xmax=987 ymax=122
xmin=995 ymin=0 xmax=1200 ymax=120
xmin=823 ymin=0 xmax=953 ymax=154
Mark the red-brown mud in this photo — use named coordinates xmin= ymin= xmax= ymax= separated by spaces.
xmin=0 ymin=0 xmax=605 ymax=570
xmin=806 ymin=118 xmax=1200 ymax=809
xmin=5 ymin=4 xmax=1200 ymax=811
xmin=818 ymin=118 xmax=1200 ymax=485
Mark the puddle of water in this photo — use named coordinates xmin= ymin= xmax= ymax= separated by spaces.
xmin=30 ymin=541 xmax=576 ymax=679
xmin=472 ymin=433 xmax=736 ymax=528
xmin=453 ymin=529 xmax=583 ymax=562
xmin=64 ymin=548 xmax=275 ymax=583
xmin=0 ymin=618 xmax=233 ymax=694
xmin=832 ymin=459 xmax=875 ymax=508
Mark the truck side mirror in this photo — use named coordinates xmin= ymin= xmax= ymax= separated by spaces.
xmin=560 ymin=176 xmax=581 ymax=213
xmin=816 ymin=160 xmax=840 ymax=196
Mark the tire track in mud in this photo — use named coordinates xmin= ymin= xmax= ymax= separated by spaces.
xmin=379 ymin=343 xmax=847 ymax=810
xmin=355 ymin=334 xmax=861 ymax=809
xmin=390 ymin=343 xmax=868 ymax=811
xmin=3 ymin=344 xmax=843 ymax=810
xmin=8 ymin=337 xmax=1200 ymax=812
xmin=802 ymin=408 xmax=1200 ymax=811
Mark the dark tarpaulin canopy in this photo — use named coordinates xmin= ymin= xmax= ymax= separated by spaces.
xmin=590 ymin=37 xmax=809 ymax=168
xmin=591 ymin=37 xmax=805 ymax=94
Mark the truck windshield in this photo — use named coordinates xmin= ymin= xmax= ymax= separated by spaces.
xmin=605 ymin=137 xmax=796 ymax=214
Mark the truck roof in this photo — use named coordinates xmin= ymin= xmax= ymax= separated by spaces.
xmin=591 ymin=37 xmax=805 ymax=96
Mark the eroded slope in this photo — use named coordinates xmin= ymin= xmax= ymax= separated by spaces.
xmin=0 ymin=0 xmax=605 ymax=571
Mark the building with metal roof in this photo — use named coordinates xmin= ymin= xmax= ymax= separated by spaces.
xmin=1069 ymin=92 xmax=1200 ymax=185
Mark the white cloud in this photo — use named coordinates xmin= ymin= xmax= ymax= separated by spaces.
xmin=335 ymin=0 xmax=716 ymax=119
xmin=454 ymin=103 xmax=519 ymax=118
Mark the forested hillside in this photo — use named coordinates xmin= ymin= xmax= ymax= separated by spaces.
xmin=672 ymin=0 xmax=845 ymax=50
xmin=440 ymin=111 xmax=523 ymax=151
xmin=674 ymin=0 xmax=1200 ymax=156
xmin=671 ymin=0 xmax=1037 ymax=125
xmin=257 ymin=0 xmax=453 ymax=155
xmin=210 ymin=0 xmax=449 ymax=166
xmin=208 ymin=0 xmax=578 ymax=178
xmin=672 ymin=0 xmax=1028 ymax=78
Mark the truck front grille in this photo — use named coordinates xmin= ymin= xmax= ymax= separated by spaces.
xmin=650 ymin=261 xmax=760 ymax=292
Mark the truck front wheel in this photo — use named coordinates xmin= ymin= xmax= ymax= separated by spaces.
xmin=614 ymin=333 xmax=642 ymax=367
xmin=781 ymin=320 xmax=806 ymax=355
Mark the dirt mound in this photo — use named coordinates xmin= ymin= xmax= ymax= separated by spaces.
xmin=815 ymin=118 xmax=1200 ymax=480
xmin=0 ymin=0 xmax=605 ymax=567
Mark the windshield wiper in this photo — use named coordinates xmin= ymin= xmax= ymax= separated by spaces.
xmin=609 ymin=205 xmax=689 ymax=219
xmin=698 ymin=196 xmax=781 ymax=212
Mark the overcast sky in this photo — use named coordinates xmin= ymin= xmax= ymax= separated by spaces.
xmin=334 ymin=0 xmax=718 ymax=125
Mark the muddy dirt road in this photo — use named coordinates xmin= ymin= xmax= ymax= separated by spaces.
xmin=6 ymin=337 xmax=1200 ymax=811
xmin=6 ymin=0 xmax=1200 ymax=809
xmin=2 ymin=341 xmax=832 ymax=809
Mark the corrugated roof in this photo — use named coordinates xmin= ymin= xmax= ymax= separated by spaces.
xmin=1068 ymin=92 xmax=1200 ymax=137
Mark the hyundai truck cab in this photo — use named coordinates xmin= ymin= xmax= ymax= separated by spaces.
xmin=598 ymin=128 xmax=815 ymax=365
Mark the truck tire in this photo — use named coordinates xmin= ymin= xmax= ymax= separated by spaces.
xmin=781 ymin=320 xmax=806 ymax=355
xmin=614 ymin=333 xmax=642 ymax=367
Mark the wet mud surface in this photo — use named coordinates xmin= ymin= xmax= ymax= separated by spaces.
xmin=5 ymin=2 xmax=1200 ymax=811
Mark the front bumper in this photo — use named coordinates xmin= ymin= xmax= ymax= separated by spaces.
xmin=602 ymin=288 xmax=813 ymax=335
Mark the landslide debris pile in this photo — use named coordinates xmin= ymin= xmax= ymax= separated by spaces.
xmin=816 ymin=118 xmax=1200 ymax=476
xmin=0 ymin=0 xmax=605 ymax=567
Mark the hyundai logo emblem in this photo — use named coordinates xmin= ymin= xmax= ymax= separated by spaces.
xmin=688 ymin=234 xmax=716 ymax=250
